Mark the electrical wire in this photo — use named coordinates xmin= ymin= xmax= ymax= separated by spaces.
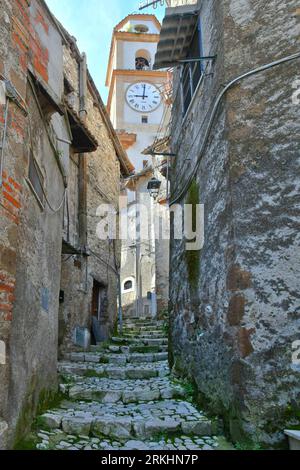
xmin=170 ymin=51 xmax=300 ymax=206
xmin=27 ymin=115 xmax=67 ymax=213
xmin=89 ymin=248 xmax=119 ymax=276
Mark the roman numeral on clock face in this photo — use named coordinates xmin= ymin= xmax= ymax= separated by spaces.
xmin=126 ymin=83 xmax=161 ymax=112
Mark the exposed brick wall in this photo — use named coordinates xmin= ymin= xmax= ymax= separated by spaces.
xmin=1 ymin=171 xmax=22 ymax=225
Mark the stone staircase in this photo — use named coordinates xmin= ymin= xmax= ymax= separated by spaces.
xmin=30 ymin=318 xmax=227 ymax=451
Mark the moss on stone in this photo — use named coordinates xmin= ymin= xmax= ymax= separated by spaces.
xmin=13 ymin=382 xmax=64 ymax=450
xmin=185 ymin=180 xmax=201 ymax=290
xmin=131 ymin=345 xmax=161 ymax=354
xmin=99 ymin=356 xmax=109 ymax=364
xmin=83 ymin=369 xmax=106 ymax=379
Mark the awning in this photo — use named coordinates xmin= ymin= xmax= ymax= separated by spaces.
xmin=142 ymin=136 xmax=171 ymax=156
xmin=66 ymin=106 xmax=98 ymax=153
xmin=153 ymin=5 xmax=199 ymax=70
xmin=62 ymin=239 xmax=81 ymax=255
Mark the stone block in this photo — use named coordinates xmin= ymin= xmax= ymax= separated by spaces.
xmin=126 ymin=368 xmax=157 ymax=379
xmin=123 ymin=388 xmax=160 ymax=404
xmin=62 ymin=415 xmax=93 ymax=436
xmin=39 ymin=413 xmax=62 ymax=430
xmin=137 ymin=418 xmax=180 ymax=439
xmin=181 ymin=420 xmax=212 ymax=436
xmin=84 ymin=354 xmax=100 ymax=363
xmin=92 ymin=417 xmax=132 ymax=440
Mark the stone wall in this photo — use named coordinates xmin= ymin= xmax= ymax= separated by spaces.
xmin=0 ymin=0 xmax=127 ymax=448
xmin=58 ymin=38 xmax=122 ymax=353
xmin=169 ymin=0 xmax=300 ymax=447
xmin=0 ymin=0 xmax=65 ymax=448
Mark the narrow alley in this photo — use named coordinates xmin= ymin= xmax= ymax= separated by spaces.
xmin=26 ymin=317 xmax=230 ymax=451
xmin=0 ymin=0 xmax=300 ymax=456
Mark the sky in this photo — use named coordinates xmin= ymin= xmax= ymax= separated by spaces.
xmin=46 ymin=0 xmax=165 ymax=103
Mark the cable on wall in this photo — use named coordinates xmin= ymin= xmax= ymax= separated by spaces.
xmin=170 ymin=51 xmax=300 ymax=206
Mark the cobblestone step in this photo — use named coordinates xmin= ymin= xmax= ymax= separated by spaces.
xmin=122 ymin=326 xmax=165 ymax=334
xmin=29 ymin=318 xmax=230 ymax=451
xmin=35 ymin=430 xmax=220 ymax=451
xmin=37 ymin=399 xmax=213 ymax=441
xmin=64 ymin=352 xmax=168 ymax=365
xmin=122 ymin=332 xmax=166 ymax=339
xmin=90 ymin=344 xmax=168 ymax=354
xmin=123 ymin=320 xmax=164 ymax=328
xmin=61 ymin=377 xmax=185 ymax=404
xmin=59 ymin=361 xmax=169 ymax=380
xmin=110 ymin=336 xmax=168 ymax=346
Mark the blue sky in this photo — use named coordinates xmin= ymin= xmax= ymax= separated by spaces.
xmin=46 ymin=0 xmax=165 ymax=102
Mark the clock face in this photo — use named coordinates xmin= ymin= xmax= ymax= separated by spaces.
xmin=126 ymin=82 xmax=161 ymax=113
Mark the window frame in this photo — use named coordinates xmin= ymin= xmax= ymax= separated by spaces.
xmin=180 ymin=15 xmax=204 ymax=117
xmin=122 ymin=277 xmax=135 ymax=294
xmin=26 ymin=149 xmax=45 ymax=210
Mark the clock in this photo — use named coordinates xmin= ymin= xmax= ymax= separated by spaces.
xmin=126 ymin=82 xmax=161 ymax=113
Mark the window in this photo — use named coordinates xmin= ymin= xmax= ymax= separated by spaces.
xmin=122 ymin=277 xmax=135 ymax=293
xmin=181 ymin=18 xmax=203 ymax=116
xmin=144 ymin=305 xmax=150 ymax=316
xmin=135 ymin=49 xmax=151 ymax=70
xmin=124 ymin=280 xmax=133 ymax=291
xmin=28 ymin=150 xmax=44 ymax=207
xmin=142 ymin=116 xmax=148 ymax=124
xmin=134 ymin=24 xmax=149 ymax=33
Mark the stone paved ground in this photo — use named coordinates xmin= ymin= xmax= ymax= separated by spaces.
xmin=30 ymin=318 xmax=232 ymax=451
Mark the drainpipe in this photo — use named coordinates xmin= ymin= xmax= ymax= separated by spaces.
xmin=79 ymin=53 xmax=87 ymax=121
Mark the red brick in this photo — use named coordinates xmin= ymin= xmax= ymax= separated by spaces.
xmin=0 ymin=312 xmax=13 ymax=322
xmin=12 ymin=31 xmax=28 ymax=53
xmin=3 ymin=191 xmax=21 ymax=209
xmin=0 ymin=284 xmax=15 ymax=293
xmin=0 ymin=303 xmax=13 ymax=312
xmin=1 ymin=201 xmax=20 ymax=224
xmin=0 ymin=273 xmax=15 ymax=285
xmin=33 ymin=57 xmax=48 ymax=83
xmin=8 ymin=177 xmax=22 ymax=192
xmin=8 ymin=293 xmax=16 ymax=303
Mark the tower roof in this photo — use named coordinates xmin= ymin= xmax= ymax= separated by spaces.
xmin=114 ymin=14 xmax=161 ymax=33
xmin=105 ymin=14 xmax=161 ymax=88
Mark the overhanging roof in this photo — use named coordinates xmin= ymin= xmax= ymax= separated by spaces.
xmin=66 ymin=106 xmax=98 ymax=153
xmin=142 ymin=136 xmax=171 ymax=156
xmin=153 ymin=5 xmax=199 ymax=70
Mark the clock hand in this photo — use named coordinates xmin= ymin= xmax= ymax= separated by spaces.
xmin=134 ymin=95 xmax=148 ymax=98
xmin=142 ymin=84 xmax=146 ymax=100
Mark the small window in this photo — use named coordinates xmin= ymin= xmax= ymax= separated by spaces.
xmin=135 ymin=49 xmax=151 ymax=70
xmin=134 ymin=24 xmax=149 ymax=33
xmin=144 ymin=305 xmax=150 ymax=316
xmin=124 ymin=280 xmax=133 ymax=291
xmin=28 ymin=150 xmax=44 ymax=207
xmin=142 ymin=116 xmax=148 ymax=124
xmin=122 ymin=277 xmax=135 ymax=293
xmin=136 ymin=57 xmax=150 ymax=70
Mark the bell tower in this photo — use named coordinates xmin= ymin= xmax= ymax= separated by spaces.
xmin=106 ymin=14 xmax=170 ymax=319
xmin=106 ymin=14 xmax=168 ymax=171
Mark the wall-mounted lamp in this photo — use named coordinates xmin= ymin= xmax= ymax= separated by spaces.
xmin=147 ymin=177 xmax=162 ymax=200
